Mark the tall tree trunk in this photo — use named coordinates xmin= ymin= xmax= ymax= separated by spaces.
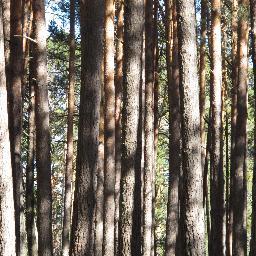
xmin=70 ymin=0 xmax=104 ymax=254
xmin=0 ymin=4 xmax=16 ymax=254
xmin=32 ymin=0 xmax=53 ymax=254
xmin=118 ymin=0 xmax=144 ymax=254
xmin=9 ymin=0 xmax=23 ymax=253
xmin=250 ymin=0 xmax=256 ymax=255
xmin=228 ymin=2 xmax=238 ymax=255
xmin=103 ymin=0 xmax=115 ymax=255
xmin=143 ymin=0 xmax=154 ymax=254
xmin=200 ymin=0 xmax=207 ymax=171
xmin=62 ymin=0 xmax=75 ymax=254
xmin=176 ymin=0 xmax=205 ymax=254
xmin=209 ymin=0 xmax=224 ymax=255
xmin=114 ymin=0 xmax=123 ymax=254
xmin=165 ymin=1 xmax=181 ymax=255
xmin=232 ymin=0 xmax=249 ymax=255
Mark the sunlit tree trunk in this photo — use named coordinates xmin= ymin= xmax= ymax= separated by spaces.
xmin=103 ymin=0 xmax=115 ymax=255
xmin=32 ymin=0 xmax=53 ymax=254
xmin=176 ymin=0 xmax=205 ymax=254
xmin=232 ymin=1 xmax=249 ymax=255
xmin=62 ymin=0 xmax=75 ymax=254
xmin=70 ymin=0 xmax=104 ymax=254
xmin=0 ymin=4 xmax=16 ymax=254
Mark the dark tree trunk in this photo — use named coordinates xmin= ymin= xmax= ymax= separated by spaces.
xmin=62 ymin=0 xmax=75 ymax=255
xmin=250 ymin=0 xmax=256 ymax=255
xmin=0 ymin=4 xmax=16 ymax=254
xmin=32 ymin=0 xmax=53 ymax=254
xmin=176 ymin=0 xmax=205 ymax=254
xmin=165 ymin=1 xmax=181 ymax=255
xmin=118 ymin=0 xmax=144 ymax=254
xmin=114 ymin=0 xmax=123 ymax=254
xmin=209 ymin=0 xmax=224 ymax=255
xmin=70 ymin=0 xmax=104 ymax=254
xmin=232 ymin=1 xmax=249 ymax=255
xmin=9 ymin=0 xmax=23 ymax=253
xmin=103 ymin=0 xmax=115 ymax=255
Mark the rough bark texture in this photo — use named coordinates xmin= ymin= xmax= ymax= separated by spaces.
xmin=114 ymin=0 xmax=123 ymax=254
xmin=9 ymin=0 xmax=23 ymax=254
xmin=70 ymin=0 xmax=104 ymax=254
xmin=103 ymin=0 xmax=115 ymax=255
xmin=250 ymin=0 xmax=256 ymax=255
xmin=0 ymin=4 xmax=16 ymax=254
xmin=32 ymin=0 xmax=53 ymax=254
xmin=176 ymin=0 xmax=205 ymax=254
xmin=62 ymin=0 xmax=75 ymax=255
xmin=143 ymin=0 xmax=154 ymax=255
xmin=209 ymin=0 xmax=224 ymax=255
xmin=232 ymin=1 xmax=249 ymax=255
xmin=165 ymin=1 xmax=181 ymax=255
xmin=118 ymin=0 xmax=144 ymax=254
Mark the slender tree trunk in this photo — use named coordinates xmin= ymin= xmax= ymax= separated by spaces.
xmin=70 ymin=0 xmax=104 ymax=254
xmin=209 ymin=0 xmax=224 ymax=255
xmin=165 ymin=1 xmax=181 ymax=255
xmin=228 ymin=2 xmax=238 ymax=255
xmin=0 ymin=4 xmax=16 ymax=254
xmin=232 ymin=1 xmax=249 ymax=255
xmin=114 ymin=0 xmax=123 ymax=254
xmin=9 ymin=0 xmax=23 ymax=253
xmin=176 ymin=0 xmax=205 ymax=254
xmin=118 ymin=0 xmax=144 ymax=254
xmin=200 ymin=0 xmax=207 ymax=171
xmin=250 ymin=0 xmax=256 ymax=255
xmin=143 ymin=0 xmax=154 ymax=254
xmin=103 ymin=0 xmax=115 ymax=255
xmin=62 ymin=0 xmax=75 ymax=254
xmin=32 ymin=0 xmax=53 ymax=254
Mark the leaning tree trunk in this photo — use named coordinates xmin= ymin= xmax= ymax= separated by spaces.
xmin=118 ymin=0 xmax=144 ymax=254
xmin=32 ymin=0 xmax=53 ymax=254
xmin=143 ymin=0 xmax=154 ymax=254
xmin=0 ymin=4 xmax=16 ymax=255
xmin=232 ymin=0 xmax=249 ymax=255
xmin=69 ymin=0 xmax=104 ymax=254
xmin=209 ymin=0 xmax=224 ymax=255
xmin=62 ymin=0 xmax=75 ymax=254
xmin=165 ymin=1 xmax=181 ymax=255
xmin=176 ymin=0 xmax=205 ymax=254
xmin=9 ymin=0 xmax=23 ymax=254
xmin=114 ymin=0 xmax=123 ymax=254
xmin=103 ymin=0 xmax=115 ymax=255
xmin=250 ymin=0 xmax=256 ymax=255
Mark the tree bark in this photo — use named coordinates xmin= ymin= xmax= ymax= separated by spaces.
xmin=250 ymin=0 xmax=256 ymax=255
xmin=143 ymin=0 xmax=154 ymax=254
xmin=118 ymin=0 xmax=144 ymax=254
xmin=32 ymin=0 xmax=53 ymax=254
xmin=70 ymin=0 xmax=104 ymax=254
xmin=9 ymin=0 xmax=23 ymax=253
xmin=232 ymin=1 xmax=249 ymax=255
xmin=0 ymin=4 xmax=16 ymax=254
xmin=176 ymin=0 xmax=205 ymax=254
xmin=62 ymin=0 xmax=75 ymax=255
xmin=209 ymin=0 xmax=224 ymax=255
xmin=165 ymin=1 xmax=181 ymax=255
xmin=114 ymin=0 xmax=123 ymax=254
xmin=103 ymin=0 xmax=115 ymax=255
